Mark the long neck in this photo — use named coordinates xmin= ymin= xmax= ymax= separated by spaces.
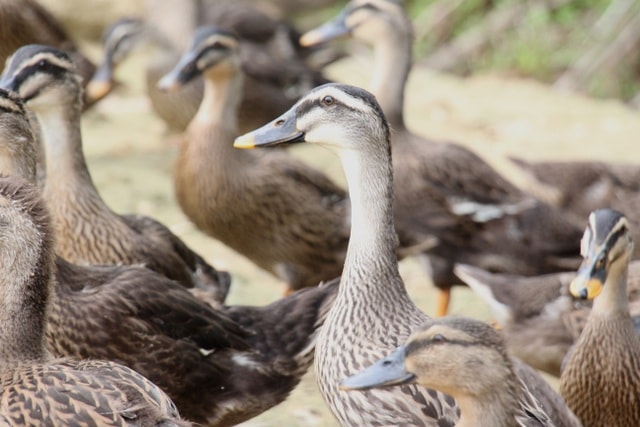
xmin=369 ymin=24 xmax=412 ymax=130
xmin=338 ymin=142 xmax=408 ymax=303
xmin=35 ymin=97 xmax=101 ymax=199
xmin=185 ymin=65 xmax=247 ymax=167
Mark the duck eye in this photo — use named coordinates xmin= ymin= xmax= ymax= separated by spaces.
xmin=38 ymin=60 xmax=47 ymax=68
xmin=322 ymin=95 xmax=334 ymax=106
xmin=431 ymin=334 xmax=446 ymax=343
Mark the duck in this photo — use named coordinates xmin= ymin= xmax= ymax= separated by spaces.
xmin=300 ymin=0 xmax=584 ymax=316
xmin=0 ymin=86 xmax=341 ymax=426
xmin=86 ymin=0 xmax=333 ymax=133
xmin=234 ymin=83 xmax=582 ymax=427
xmin=511 ymin=156 xmax=640 ymax=256
xmin=157 ymin=26 xmax=351 ymax=293
xmin=0 ymin=174 xmax=189 ymax=426
xmin=560 ymin=209 xmax=640 ymax=426
xmin=87 ymin=17 xmax=300 ymax=133
xmin=455 ymin=262 xmax=640 ymax=377
xmin=341 ymin=317 xmax=570 ymax=427
xmin=0 ymin=44 xmax=231 ymax=305
xmin=0 ymin=0 xmax=96 ymax=108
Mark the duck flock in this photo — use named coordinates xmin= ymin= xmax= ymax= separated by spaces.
xmin=0 ymin=0 xmax=639 ymax=426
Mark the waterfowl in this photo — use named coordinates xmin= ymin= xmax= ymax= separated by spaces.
xmin=341 ymin=317 xmax=565 ymax=427
xmin=455 ymin=262 xmax=640 ymax=377
xmin=0 ymin=174 xmax=189 ymax=426
xmin=234 ymin=83 xmax=581 ymax=427
xmin=0 ymin=86 xmax=341 ymax=426
xmin=158 ymin=26 xmax=351 ymax=293
xmin=0 ymin=0 xmax=95 ymax=107
xmin=87 ymin=17 xmax=299 ymax=133
xmin=560 ymin=209 xmax=640 ymax=426
xmin=0 ymin=44 xmax=231 ymax=304
xmin=301 ymin=0 xmax=583 ymax=316
xmin=512 ymin=156 xmax=640 ymax=255
xmin=87 ymin=0 xmax=333 ymax=133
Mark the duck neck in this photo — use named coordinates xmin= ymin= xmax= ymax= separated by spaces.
xmin=453 ymin=393 xmax=517 ymax=427
xmin=338 ymin=141 xmax=404 ymax=299
xmin=189 ymin=66 xmax=244 ymax=162
xmin=369 ymin=24 xmax=412 ymax=130
xmin=591 ymin=259 xmax=631 ymax=320
xmin=34 ymin=95 xmax=101 ymax=199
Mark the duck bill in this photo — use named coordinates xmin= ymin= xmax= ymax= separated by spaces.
xmin=569 ymin=255 xmax=607 ymax=300
xmin=300 ymin=10 xmax=350 ymax=47
xmin=339 ymin=346 xmax=416 ymax=391
xmin=234 ymin=110 xmax=304 ymax=149
xmin=157 ymin=50 xmax=202 ymax=92
xmin=85 ymin=60 xmax=115 ymax=102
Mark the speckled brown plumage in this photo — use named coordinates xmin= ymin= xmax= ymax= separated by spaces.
xmin=0 ymin=0 xmax=96 ymax=107
xmin=161 ymin=27 xmax=350 ymax=292
xmin=456 ymin=262 xmax=640 ymax=377
xmin=302 ymin=0 xmax=583 ymax=307
xmin=236 ymin=83 xmax=581 ymax=427
xmin=560 ymin=209 xmax=640 ymax=427
xmin=0 ymin=85 xmax=340 ymax=426
xmin=1 ymin=44 xmax=231 ymax=305
xmin=342 ymin=317 xmax=563 ymax=427
xmin=0 ymin=175 xmax=189 ymax=426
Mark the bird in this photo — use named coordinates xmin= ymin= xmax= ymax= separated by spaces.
xmin=455 ymin=262 xmax=640 ymax=377
xmin=87 ymin=17 xmax=300 ymax=133
xmin=0 ymin=44 xmax=231 ymax=305
xmin=0 ymin=0 xmax=96 ymax=108
xmin=86 ymin=0 xmax=334 ymax=133
xmin=300 ymin=0 xmax=584 ymax=316
xmin=157 ymin=26 xmax=351 ymax=293
xmin=511 ymin=156 xmax=640 ymax=256
xmin=0 ymin=174 xmax=189 ymax=426
xmin=560 ymin=208 xmax=640 ymax=426
xmin=234 ymin=82 xmax=581 ymax=427
xmin=341 ymin=317 xmax=568 ymax=427
xmin=0 ymin=85 xmax=340 ymax=426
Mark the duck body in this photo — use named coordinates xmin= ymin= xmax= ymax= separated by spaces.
xmin=47 ymin=257 xmax=338 ymax=426
xmin=1 ymin=44 xmax=231 ymax=304
xmin=0 ymin=174 xmax=188 ymax=426
xmin=560 ymin=209 xmax=640 ymax=426
xmin=513 ymin=157 xmax=640 ymax=258
xmin=162 ymin=27 xmax=349 ymax=291
xmin=456 ymin=262 xmax=640 ymax=376
xmin=234 ymin=83 xmax=580 ymax=427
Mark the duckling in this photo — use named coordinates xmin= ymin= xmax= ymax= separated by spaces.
xmin=301 ymin=0 xmax=583 ymax=316
xmin=87 ymin=17 xmax=299 ymax=133
xmin=341 ymin=317 xmax=570 ymax=427
xmin=560 ymin=209 xmax=640 ymax=426
xmin=455 ymin=262 xmax=640 ymax=376
xmin=234 ymin=83 xmax=581 ymax=427
xmin=0 ymin=86 xmax=340 ymax=426
xmin=158 ymin=26 xmax=350 ymax=293
xmin=0 ymin=44 xmax=231 ymax=304
xmin=0 ymin=174 xmax=189 ymax=426
xmin=0 ymin=0 xmax=95 ymax=107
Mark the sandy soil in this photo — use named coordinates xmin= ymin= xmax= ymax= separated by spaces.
xmin=81 ymin=50 xmax=640 ymax=426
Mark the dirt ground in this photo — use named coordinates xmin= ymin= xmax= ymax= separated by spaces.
xmin=81 ymin=49 xmax=640 ymax=426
